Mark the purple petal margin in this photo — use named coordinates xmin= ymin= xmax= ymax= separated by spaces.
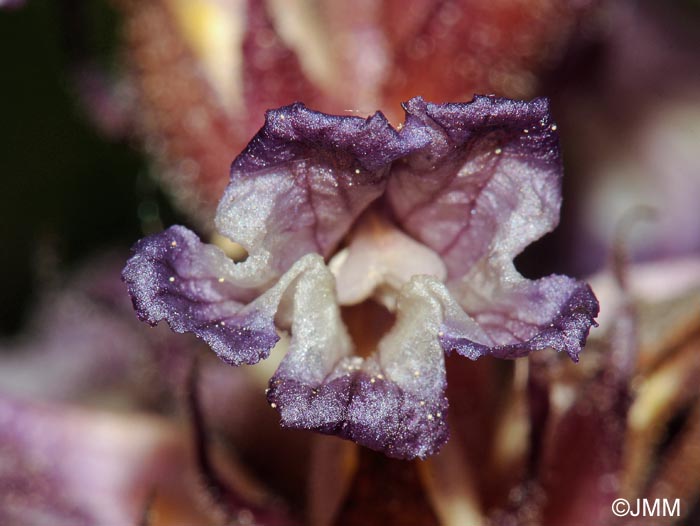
xmin=122 ymin=225 xmax=279 ymax=366
xmin=440 ymin=280 xmax=599 ymax=362
xmin=267 ymin=370 xmax=448 ymax=460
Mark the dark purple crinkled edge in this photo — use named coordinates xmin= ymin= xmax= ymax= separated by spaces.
xmin=196 ymin=311 xmax=280 ymax=367
xmin=267 ymin=371 xmax=449 ymax=460
xmin=231 ymin=102 xmax=429 ymax=175
xmin=404 ymin=96 xmax=557 ymax=152
xmin=122 ymin=226 xmax=280 ymax=366
xmin=439 ymin=282 xmax=599 ymax=362
xmin=423 ymin=94 xmax=562 ymax=172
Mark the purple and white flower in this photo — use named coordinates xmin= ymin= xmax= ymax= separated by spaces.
xmin=123 ymin=96 xmax=599 ymax=460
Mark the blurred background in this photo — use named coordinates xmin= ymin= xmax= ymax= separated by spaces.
xmin=1 ymin=0 xmax=170 ymax=335
xmin=2 ymin=0 xmax=699 ymax=337
xmin=2 ymin=1 xmax=700 ymax=524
